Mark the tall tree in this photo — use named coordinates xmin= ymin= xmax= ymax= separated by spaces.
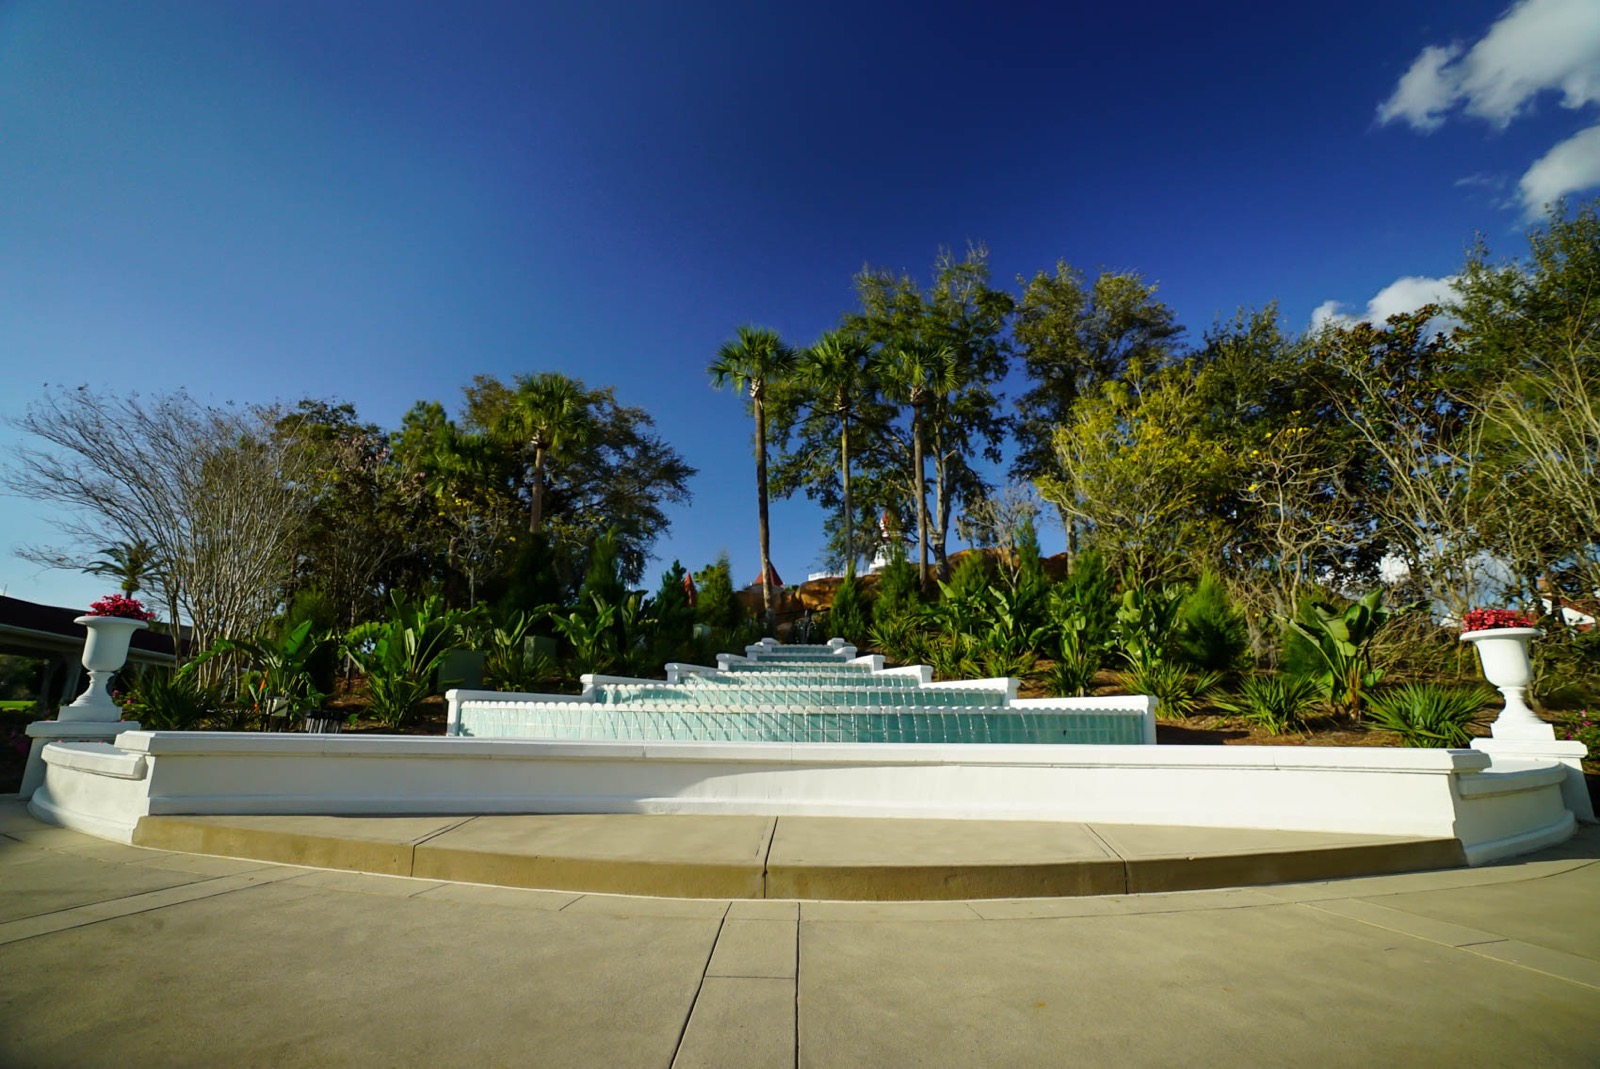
xmin=873 ymin=342 xmax=957 ymax=585
xmin=497 ymin=372 xmax=594 ymax=535
xmin=1310 ymin=307 xmax=1487 ymax=618
xmin=1012 ymin=263 xmax=1183 ymax=545
xmin=7 ymin=389 xmax=317 ymax=655
xmin=462 ymin=376 xmax=695 ymax=590
xmin=709 ymin=326 xmax=794 ymax=628
xmin=1037 ymin=365 xmax=1233 ymax=585
xmin=275 ymin=400 xmax=414 ymax=626
xmin=82 ymin=539 xmax=164 ymax=595
xmin=847 ymin=246 xmax=1012 ymax=576
xmin=1453 ymin=198 xmax=1600 ymax=604
xmin=777 ymin=331 xmax=876 ymax=573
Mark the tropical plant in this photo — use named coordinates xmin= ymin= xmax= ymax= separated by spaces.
xmin=120 ymin=668 xmax=226 ymax=731
xmin=1041 ymin=549 xmax=1117 ymax=698
xmin=1118 ymin=660 xmax=1223 ymax=720
xmin=482 ymin=612 xmax=559 ymax=693
xmin=1045 ymin=614 xmax=1104 ymax=698
xmin=1285 ymin=589 xmax=1416 ymax=719
xmin=83 ymin=539 xmax=165 ymax=595
xmin=343 ymin=593 xmax=474 ymax=727
xmin=548 ymin=595 xmax=620 ymax=676
xmin=709 ymin=325 xmax=795 ymax=628
xmin=1364 ymin=683 xmax=1493 ymax=747
xmin=924 ymin=632 xmax=977 ymax=681
xmin=867 ymin=614 xmax=923 ymax=666
xmin=1113 ymin=577 xmax=1189 ymax=673
xmin=1214 ymin=674 xmax=1323 ymax=736
xmin=187 ymin=618 xmax=331 ymax=717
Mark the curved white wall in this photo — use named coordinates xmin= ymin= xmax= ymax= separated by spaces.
xmin=29 ymin=731 xmax=1582 ymax=866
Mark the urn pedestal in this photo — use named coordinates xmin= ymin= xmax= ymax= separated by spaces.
xmin=21 ymin=615 xmax=146 ymax=798
xmin=1460 ymin=627 xmax=1548 ymax=741
xmin=1462 ymin=626 xmax=1593 ymax=822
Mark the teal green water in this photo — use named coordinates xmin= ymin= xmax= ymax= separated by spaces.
xmin=457 ymin=705 xmax=1146 ymax=745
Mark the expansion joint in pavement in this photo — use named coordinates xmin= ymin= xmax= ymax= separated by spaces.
xmin=668 ymin=904 xmax=732 ymax=1069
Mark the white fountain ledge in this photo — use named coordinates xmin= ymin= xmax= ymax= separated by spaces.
xmin=28 ymin=729 xmax=1583 ymax=866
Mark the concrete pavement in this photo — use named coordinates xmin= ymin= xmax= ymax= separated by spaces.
xmin=3 ymin=797 xmax=1598 ymax=1067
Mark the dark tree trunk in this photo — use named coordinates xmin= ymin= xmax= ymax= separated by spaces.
xmin=756 ymin=395 xmax=774 ymax=632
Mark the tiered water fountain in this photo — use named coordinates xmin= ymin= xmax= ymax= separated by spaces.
xmin=448 ymin=638 xmax=1154 ymax=745
xmin=26 ymin=638 xmax=1589 ymax=868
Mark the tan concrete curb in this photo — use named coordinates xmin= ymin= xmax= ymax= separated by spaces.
xmin=131 ymin=812 xmax=1468 ymax=901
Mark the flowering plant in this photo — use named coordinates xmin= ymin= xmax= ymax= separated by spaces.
xmin=86 ymin=594 xmax=155 ymax=621
xmin=1559 ymin=713 xmax=1598 ymax=753
xmin=1461 ymin=607 xmax=1537 ymax=633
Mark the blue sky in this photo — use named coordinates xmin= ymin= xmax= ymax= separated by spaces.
xmin=4 ymin=0 xmax=1600 ymax=608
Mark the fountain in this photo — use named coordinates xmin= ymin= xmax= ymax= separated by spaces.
xmin=24 ymin=638 xmax=1590 ymax=869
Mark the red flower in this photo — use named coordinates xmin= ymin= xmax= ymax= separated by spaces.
xmin=86 ymin=594 xmax=155 ymax=621
xmin=1461 ymin=607 xmax=1536 ymax=633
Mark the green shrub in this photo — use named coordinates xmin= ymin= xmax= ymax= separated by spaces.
xmin=1364 ymin=683 xmax=1493 ymax=747
xmin=828 ymin=572 xmax=871 ymax=646
xmin=872 ymin=544 xmax=921 ymax=623
xmin=1557 ymin=712 xmax=1600 ymax=752
xmin=1057 ymin=547 xmax=1116 ymax=636
xmin=978 ymin=646 xmax=1036 ymax=680
xmin=1044 ymin=633 xmax=1102 ymax=698
xmin=1117 ymin=660 xmax=1222 ymax=720
xmin=1176 ymin=572 xmax=1250 ymax=677
xmin=121 ymin=669 xmax=226 ymax=731
xmin=482 ymin=612 xmax=559 ymax=692
xmin=694 ymin=554 xmax=746 ymax=632
xmin=1214 ymin=674 xmax=1322 ymax=736
xmin=924 ymin=633 xmax=976 ymax=680
xmin=868 ymin=615 xmax=923 ymax=666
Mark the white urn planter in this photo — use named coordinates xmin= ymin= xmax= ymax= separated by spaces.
xmin=60 ymin=615 xmax=149 ymax=723
xmin=1460 ymin=626 xmax=1553 ymax=741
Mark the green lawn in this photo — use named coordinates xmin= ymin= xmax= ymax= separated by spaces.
xmin=0 ymin=700 xmax=36 ymax=712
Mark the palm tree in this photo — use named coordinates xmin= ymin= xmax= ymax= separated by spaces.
xmin=709 ymin=326 xmax=794 ymax=630
xmin=794 ymin=331 xmax=874 ymax=574
xmin=83 ymin=538 xmax=164 ymax=595
xmin=873 ymin=342 xmax=956 ymax=586
xmin=500 ymin=373 xmax=593 ymax=534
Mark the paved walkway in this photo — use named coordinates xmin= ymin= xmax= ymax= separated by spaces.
xmin=3 ymin=797 xmax=1598 ymax=1068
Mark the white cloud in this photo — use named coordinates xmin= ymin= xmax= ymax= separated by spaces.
xmin=1378 ymin=0 xmax=1600 ymax=131
xmin=1377 ymin=44 xmax=1463 ymax=131
xmin=1518 ymin=122 xmax=1600 ymax=214
xmin=1309 ymin=300 xmax=1352 ymax=331
xmin=1309 ymin=275 xmax=1459 ymax=332
xmin=1364 ymin=275 xmax=1459 ymax=321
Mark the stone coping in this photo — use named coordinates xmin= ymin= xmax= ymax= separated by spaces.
xmin=129 ymin=812 xmax=1468 ymax=901
xmin=108 ymin=731 xmax=1492 ymax=771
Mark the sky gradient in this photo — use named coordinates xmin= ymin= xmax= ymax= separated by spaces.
xmin=4 ymin=1 xmax=1599 ymax=608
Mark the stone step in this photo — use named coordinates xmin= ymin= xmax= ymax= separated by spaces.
xmin=131 ymin=813 xmax=1466 ymax=902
